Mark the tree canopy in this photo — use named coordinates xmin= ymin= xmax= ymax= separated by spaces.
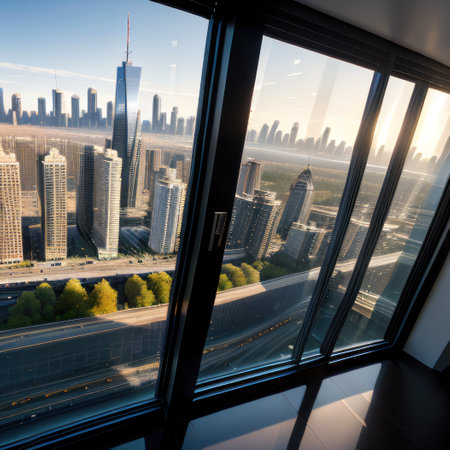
xmin=241 ymin=263 xmax=260 ymax=284
xmin=7 ymin=291 xmax=42 ymax=328
xmin=55 ymin=279 xmax=90 ymax=320
xmin=89 ymin=279 xmax=118 ymax=315
xmin=125 ymin=274 xmax=155 ymax=308
xmin=147 ymin=272 xmax=172 ymax=304
xmin=217 ymin=273 xmax=233 ymax=291
xmin=222 ymin=264 xmax=246 ymax=287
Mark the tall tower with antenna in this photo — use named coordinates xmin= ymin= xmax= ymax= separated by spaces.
xmin=112 ymin=12 xmax=143 ymax=209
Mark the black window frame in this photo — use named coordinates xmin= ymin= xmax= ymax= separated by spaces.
xmin=4 ymin=0 xmax=449 ymax=448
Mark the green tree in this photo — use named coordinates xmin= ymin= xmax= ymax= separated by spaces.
xmin=251 ymin=260 xmax=264 ymax=272
xmin=260 ymin=263 xmax=289 ymax=281
xmin=55 ymin=279 xmax=90 ymax=319
xmin=217 ymin=273 xmax=233 ymax=291
xmin=7 ymin=291 xmax=42 ymax=327
xmin=89 ymin=279 xmax=118 ymax=315
xmin=222 ymin=264 xmax=247 ymax=287
xmin=241 ymin=263 xmax=260 ymax=284
xmin=125 ymin=275 xmax=155 ymax=308
xmin=34 ymin=282 xmax=57 ymax=306
xmin=147 ymin=272 xmax=172 ymax=304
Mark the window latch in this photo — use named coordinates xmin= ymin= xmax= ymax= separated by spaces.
xmin=208 ymin=212 xmax=227 ymax=251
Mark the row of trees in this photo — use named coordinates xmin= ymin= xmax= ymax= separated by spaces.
xmin=124 ymin=272 xmax=172 ymax=307
xmin=218 ymin=261 xmax=290 ymax=291
xmin=1 ymin=279 xmax=118 ymax=330
xmin=1 ymin=271 xmax=174 ymax=330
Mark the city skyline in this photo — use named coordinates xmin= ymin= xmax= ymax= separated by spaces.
xmin=0 ymin=1 xmax=207 ymax=125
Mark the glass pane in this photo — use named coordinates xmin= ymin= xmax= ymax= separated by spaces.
xmin=198 ymin=36 xmax=374 ymax=382
xmin=302 ymin=77 xmax=415 ymax=356
xmin=0 ymin=0 xmax=207 ymax=441
xmin=333 ymin=88 xmax=450 ymax=351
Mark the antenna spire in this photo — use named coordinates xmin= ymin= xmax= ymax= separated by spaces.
xmin=126 ymin=12 xmax=132 ymax=63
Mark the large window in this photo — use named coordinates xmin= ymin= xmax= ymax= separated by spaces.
xmin=0 ymin=0 xmax=208 ymax=442
xmin=0 ymin=0 xmax=448 ymax=447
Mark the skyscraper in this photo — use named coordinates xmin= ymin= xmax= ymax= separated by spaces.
xmin=76 ymin=145 xmax=97 ymax=240
xmin=266 ymin=120 xmax=280 ymax=145
xmin=107 ymin=101 xmax=113 ymax=127
xmin=319 ymin=127 xmax=331 ymax=152
xmin=185 ymin=116 xmax=195 ymax=136
xmin=144 ymin=148 xmax=161 ymax=191
xmin=71 ymin=95 xmax=80 ymax=127
xmin=52 ymin=89 xmax=64 ymax=127
xmin=0 ymin=88 xmax=5 ymax=121
xmin=11 ymin=93 xmax=22 ymax=124
xmin=152 ymin=94 xmax=161 ymax=131
xmin=92 ymin=149 xmax=122 ymax=259
xmin=38 ymin=97 xmax=46 ymax=125
xmin=245 ymin=190 xmax=281 ymax=261
xmin=170 ymin=107 xmax=178 ymax=135
xmin=159 ymin=112 xmax=167 ymax=132
xmin=277 ymin=166 xmax=314 ymax=240
xmin=112 ymin=17 xmax=143 ymax=209
xmin=289 ymin=122 xmax=299 ymax=147
xmin=176 ymin=117 xmax=185 ymax=135
xmin=257 ymin=124 xmax=269 ymax=144
xmin=0 ymin=150 xmax=23 ymax=264
xmin=236 ymin=158 xmax=261 ymax=197
xmin=87 ymin=88 xmax=97 ymax=128
xmin=149 ymin=168 xmax=186 ymax=254
xmin=41 ymin=148 xmax=67 ymax=261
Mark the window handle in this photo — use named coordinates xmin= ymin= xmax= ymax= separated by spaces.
xmin=208 ymin=212 xmax=227 ymax=251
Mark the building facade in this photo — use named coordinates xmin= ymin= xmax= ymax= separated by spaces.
xmin=92 ymin=149 xmax=122 ymax=259
xmin=112 ymin=60 xmax=143 ymax=209
xmin=277 ymin=166 xmax=314 ymax=239
xmin=149 ymin=168 xmax=186 ymax=254
xmin=41 ymin=148 xmax=67 ymax=261
xmin=236 ymin=158 xmax=261 ymax=197
xmin=0 ymin=150 xmax=23 ymax=264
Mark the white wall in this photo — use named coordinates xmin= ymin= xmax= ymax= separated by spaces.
xmin=404 ymin=252 xmax=450 ymax=368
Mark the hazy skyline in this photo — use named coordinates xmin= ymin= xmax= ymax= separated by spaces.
xmin=0 ymin=0 xmax=208 ymax=122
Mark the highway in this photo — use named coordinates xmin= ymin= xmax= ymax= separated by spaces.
xmin=0 ymin=251 xmax=401 ymax=428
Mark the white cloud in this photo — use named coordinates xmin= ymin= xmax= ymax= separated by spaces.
xmin=294 ymin=59 xmax=301 ymax=64
xmin=287 ymin=72 xmax=302 ymax=77
xmin=172 ymin=40 xmax=178 ymax=47
xmin=0 ymin=62 xmax=115 ymax=83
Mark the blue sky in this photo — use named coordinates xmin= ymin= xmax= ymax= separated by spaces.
xmin=0 ymin=0 xmax=208 ymax=121
xmin=0 ymin=1 xmax=447 ymax=155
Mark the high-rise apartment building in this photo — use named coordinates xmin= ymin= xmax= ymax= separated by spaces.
xmin=149 ymin=168 xmax=186 ymax=254
xmin=169 ymin=107 xmax=178 ymax=135
xmin=0 ymin=150 xmax=23 ymax=264
xmin=38 ymin=97 xmax=46 ymax=125
xmin=246 ymin=190 xmax=281 ymax=261
xmin=236 ymin=158 xmax=261 ymax=197
xmin=87 ymin=88 xmax=97 ymax=128
xmin=0 ymin=88 xmax=5 ymax=121
xmin=71 ymin=95 xmax=80 ymax=127
xmin=11 ymin=93 xmax=22 ymax=124
xmin=289 ymin=122 xmax=299 ymax=147
xmin=111 ymin=49 xmax=143 ymax=208
xmin=41 ymin=148 xmax=67 ymax=261
xmin=319 ymin=127 xmax=331 ymax=152
xmin=144 ymin=148 xmax=161 ymax=191
xmin=92 ymin=149 xmax=122 ymax=259
xmin=277 ymin=166 xmax=314 ymax=239
xmin=76 ymin=145 xmax=97 ymax=239
xmin=152 ymin=94 xmax=161 ymax=131
xmin=107 ymin=101 xmax=113 ymax=127
xmin=176 ymin=117 xmax=185 ymax=135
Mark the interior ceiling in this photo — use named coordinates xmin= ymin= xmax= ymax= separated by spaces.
xmin=295 ymin=0 xmax=450 ymax=67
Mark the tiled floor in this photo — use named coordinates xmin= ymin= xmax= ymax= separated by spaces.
xmin=182 ymin=356 xmax=450 ymax=449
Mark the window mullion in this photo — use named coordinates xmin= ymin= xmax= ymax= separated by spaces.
xmin=157 ymin=1 xmax=263 ymax=425
xmin=320 ymin=83 xmax=428 ymax=357
xmin=292 ymin=70 xmax=390 ymax=362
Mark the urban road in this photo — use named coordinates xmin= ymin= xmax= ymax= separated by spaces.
xmin=0 ymin=252 xmax=402 ymax=430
